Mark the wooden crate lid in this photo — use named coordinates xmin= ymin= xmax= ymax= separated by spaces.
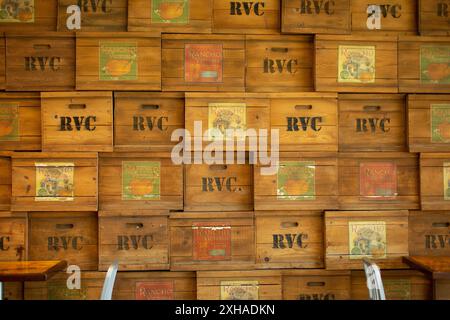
xmin=0 ymin=211 xmax=27 ymax=218
xmin=0 ymin=151 xmax=13 ymax=157
xmin=114 ymin=92 xmax=184 ymax=99
xmin=399 ymin=35 xmax=450 ymax=43
xmin=0 ymin=93 xmax=41 ymax=99
xmin=267 ymin=92 xmax=337 ymax=99
xmin=338 ymin=152 xmax=418 ymax=159
xmin=76 ymin=31 xmax=161 ymax=38
xmin=255 ymin=211 xmax=322 ymax=217
xmin=162 ymin=34 xmax=245 ymax=41
xmin=98 ymin=210 xmax=170 ymax=217
xmin=41 ymin=91 xmax=112 ymax=99
xmin=12 ymin=152 xmax=98 ymax=159
xmin=420 ymin=153 xmax=450 ymax=160
xmin=6 ymin=32 xmax=75 ymax=38
xmin=170 ymin=211 xmax=254 ymax=220
xmin=185 ymin=92 xmax=271 ymax=100
xmin=325 ymin=210 xmax=409 ymax=219
xmin=282 ymin=270 xmax=350 ymax=277
xmin=316 ymin=34 xmax=397 ymax=42
xmin=257 ymin=151 xmax=338 ymax=159
xmin=99 ymin=152 xmax=175 ymax=159
xmin=246 ymin=35 xmax=313 ymax=42
xmin=197 ymin=270 xmax=281 ymax=278
xmin=116 ymin=271 xmax=195 ymax=279
xmin=29 ymin=212 xmax=97 ymax=219
xmin=339 ymin=93 xmax=405 ymax=100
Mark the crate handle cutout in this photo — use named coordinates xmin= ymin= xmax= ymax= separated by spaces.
xmin=295 ymin=105 xmax=313 ymax=110
xmin=280 ymin=221 xmax=299 ymax=228
xmin=432 ymin=222 xmax=450 ymax=228
xmin=307 ymin=282 xmax=326 ymax=287
xmin=363 ymin=105 xmax=381 ymax=112
xmin=56 ymin=223 xmax=74 ymax=230
xmin=68 ymin=104 xmax=87 ymax=109
xmin=209 ymin=164 xmax=228 ymax=171
xmin=271 ymin=47 xmax=288 ymax=53
xmin=141 ymin=104 xmax=160 ymax=110
xmin=126 ymin=223 xmax=144 ymax=229
xmin=33 ymin=44 xmax=51 ymax=50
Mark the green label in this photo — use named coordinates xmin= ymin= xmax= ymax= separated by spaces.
xmin=384 ymin=279 xmax=411 ymax=300
xmin=0 ymin=0 xmax=34 ymax=23
xmin=431 ymin=104 xmax=450 ymax=143
xmin=151 ymin=0 xmax=189 ymax=24
xmin=0 ymin=103 xmax=19 ymax=141
xmin=122 ymin=161 xmax=161 ymax=200
xmin=48 ymin=284 xmax=87 ymax=300
xmin=99 ymin=42 xmax=138 ymax=81
xmin=277 ymin=161 xmax=315 ymax=200
xmin=420 ymin=46 xmax=450 ymax=84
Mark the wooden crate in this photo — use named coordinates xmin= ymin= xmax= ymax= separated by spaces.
xmin=339 ymin=94 xmax=407 ymax=152
xmin=212 ymin=0 xmax=280 ymax=34
xmin=351 ymin=0 xmax=418 ymax=35
xmin=0 ymin=0 xmax=57 ymax=32
xmin=325 ymin=210 xmax=409 ymax=270
xmin=255 ymin=211 xmax=323 ymax=269
xmin=162 ymin=34 xmax=245 ymax=92
xmin=6 ymin=32 xmax=75 ymax=91
xmin=76 ymin=32 xmax=161 ymax=91
xmin=128 ymin=0 xmax=212 ymax=33
xmin=11 ymin=152 xmax=98 ymax=212
xmin=0 ymin=211 xmax=27 ymax=262
xmin=409 ymin=211 xmax=450 ymax=256
xmin=351 ymin=270 xmax=432 ymax=300
xmin=315 ymin=35 xmax=398 ymax=93
xmin=0 ymin=151 xmax=11 ymax=211
xmin=270 ymin=93 xmax=338 ymax=152
xmin=114 ymin=92 xmax=185 ymax=152
xmin=254 ymin=152 xmax=338 ymax=211
xmin=98 ymin=211 xmax=169 ymax=271
xmin=197 ymin=270 xmax=281 ymax=300
xmin=408 ymin=94 xmax=450 ymax=152
xmin=399 ymin=36 xmax=450 ymax=93
xmin=41 ymin=91 xmax=113 ymax=152
xmin=245 ymin=35 xmax=314 ymax=92
xmin=2 ymin=282 xmax=23 ymax=300
xmin=57 ymin=0 xmax=127 ymax=31
xmin=338 ymin=152 xmax=420 ymax=210
xmin=184 ymin=162 xmax=253 ymax=212
xmin=170 ymin=211 xmax=255 ymax=271
xmin=99 ymin=152 xmax=183 ymax=212
xmin=28 ymin=212 xmax=98 ymax=271
xmin=25 ymin=271 xmax=104 ymax=300
xmin=282 ymin=0 xmax=350 ymax=34
xmin=0 ymin=34 xmax=5 ymax=90
xmin=282 ymin=270 xmax=351 ymax=300
xmin=114 ymin=271 xmax=196 ymax=300
xmin=0 ymin=93 xmax=41 ymax=151
xmin=420 ymin=154 xmax=450 ymax=210
xmin=419 ymin=0 xmax=450 ymax=36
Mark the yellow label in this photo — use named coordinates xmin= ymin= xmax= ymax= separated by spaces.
xmin=338 ymin=45 xmax=376 ymax=83
xmin=208 ymin=103 xmax=246 ymax=141
xmin=220 ymin=280 xmax=259 ymax=300
xmin=348 ymin=221 xmax=386 ymax=259
xmin=35 ymin=162 xmax=74 ymax=202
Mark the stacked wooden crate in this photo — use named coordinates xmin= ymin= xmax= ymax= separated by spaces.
xmin=0 ymin=0 xmax=448 ymax=300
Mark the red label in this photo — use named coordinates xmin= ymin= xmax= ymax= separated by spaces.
xmin=185 ymin=44 xmax=223 ymax=83
xmin=192 ymin=223 xmax=231 ymax=261
xmin=135 ymin=281 xmax=174 ymax=300
xmin=360 ymin=162 xmax=397 ymax=199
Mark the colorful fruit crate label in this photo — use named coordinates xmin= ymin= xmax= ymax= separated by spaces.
xmin=192 ymin=223 xmax=231 ymax=261
xmin=220 ymin=280 xmax=259 ymax=300
xmin=185 ymin=44 xmax=223 ymax=83
xmin=338 ymin=45 xmax=376 ymax=83
xmin=384 ymin=279 xmax=411 ymax=300
xmin=277 ymin=161 xmax=315 ymax=201
xmin=99 ymin=42 xmax=138 ymax=81
xmin=207 ymin=103 xmax=246 ymax=141
xmin=360 ymin=162 xmax=397 ymax=199
xmin=0 ymin=0 xmax=34 ymax=23
xmin=420 ymin=46 xmax=450 ymax=84
xmin=431 ymin=104 xmax=450 ymax=143
xmin=122 ymin=161 xmax=161 ymax=201
xmin=444 ymin=162 xmax=450 ymax=201
xmin=35 ymin=162 xmax=74 ymax=202
xmin=48 ymin=283 xmax=87 ymax=300
xmin=348 ymin=221 xmax=387 ymax=259
xmin=0 ymin=103 xmax=19 ymax=141
xmin=135 ymin=281 xmax=174 ymax=300
xmin=151 ymin=0 xmax=189 ymax=24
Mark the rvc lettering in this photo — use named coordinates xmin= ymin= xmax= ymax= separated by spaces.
xmin=58 ymin=116 xmax=97 ymax=131
xmin=425 ymin=234 xmax=450 ymax=249
xmin=264 ymin=58 xmax=298 ymax=74
xmin=299 ymin=293 xmax=335 ymax=300
xmin=367 ymin=4 xmax=402 ymax=18
xmin=47 ymin=236 xmax=84 ymax=251
xmin=356 ymin=118 xmax=390 ymax=133
xmin=299 ymin=0 xmax=335 ymax=15
xmin=438 ymin=2 xmax=449 ymax=17
xmin=0 ymin=236 xmax=10 ymax=251
xmin=117 ymin=235 xmax=153 ymax=250
xmin=272 ymin=233 xmax=308 ymax=249
xmin=202 ymin=177 xmax=238 ymax=192
xmin=287 ymin=117 xmax=323 ymax=132
xmin=25 ymin=57 xmax=61 ymax=71
xmin=133 ymin=116 xmax=168 ymax=131
xmin=77 ymin=0 xmax=112 ymax=13
xmin=230 ymin=2 xmax=265 ymax=15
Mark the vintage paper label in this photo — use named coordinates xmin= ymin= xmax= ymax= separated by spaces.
xmin=122 ymin=161 xmax=161 ymax=201
xmin=192 ymin=223 xmax=231 ymax=261
xmin=35 ymin=163 xmax=74 ymax=202
xmin=0 ymin=0 xmax=34 ymax=23
xmin=0 ymin=103 xmax=19 ymax=141
xmin=48 ymin=284 xmax=87 ymax=300
xmin=431 ymin=104 xmax=450 ymax=143
xmin=185 ymin=44 xmax=223 ymax=83
xmin=220 ymin=281 xmax=259 ymax=300
xmin=360 ymin=162 xmax=397 ymax=199
xmin=135 ymin=281 xmax=174 ymax=300
xmin=420 ymin=46 xmax=450 ymax=84
xmin=277 ymin=161 xmax=315 ymax=201
xmin=384 ymin=279 xmax=411 ymax=300
xmin=207 ymin=103 xmax=246 ymax=141
xmin=444 ymin=162 xmax=450 ymax=201
xmin=349 ymin=221 xmax=387 ymax=259
xmin=151 ymin=0 xmax=189 ymax=24
xmin=99 ymin=42 xmax=138 ymax=81
xmin=338 ymin=45 xmax=376 ymax=83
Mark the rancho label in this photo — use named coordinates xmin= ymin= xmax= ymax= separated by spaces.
xmin=135 ymin=281 xmax=174 ymax=300
xmin=420 ymin=46 xmax=450 ymax=85
xmin=122 ymin=161 xmax=161 ymax=201
xmin=384 ymin=279 xmax=411 ymax=300
xmin=348 ymin=221 xmax=387 ymax=259
xmin=360 ymin=162 xmax=397 ymax=199
xmin=208 ymin=103 xmax=246 ymax=141
xmin=192 ymin=223 xmax=231 ymax=261
xmin=185 ymin=44 xmax=223 ymax=83
xmin=444 ymin=162 xmax=450 ymax=200
xmin=99 ymin=42 xmax=138 ymax=81
xmin=0 ymin=0 xmax=34 ymax=23
xmin=338 ymin=45 xmax=376 ymax=83
xmin=152 ymin=0 xmax=189 ymax=24
xmin=431 ymin=104 xmax=450 ymax=143
xmin=220 ymin=280 xmax=259 ymax=300
xmin=0 ymin=104 xmax=19 ymax=141
xmin=277 ymin=161 xmax=315 ymax=200
xmin=35 ymin=163 xmax=74 ymax=202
